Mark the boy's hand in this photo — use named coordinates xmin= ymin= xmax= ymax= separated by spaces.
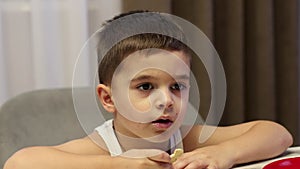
xmin=120 ymin=149 xmax=173 ymax=169
xmin=173 ymin=145 xmax=234 ymax=169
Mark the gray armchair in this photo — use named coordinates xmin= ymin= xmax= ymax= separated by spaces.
xmin=0 ymin=88 xmax=112 ymax=167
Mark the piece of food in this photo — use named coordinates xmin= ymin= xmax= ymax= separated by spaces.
xmin=170 ymin=148 xmax=184 ymax=163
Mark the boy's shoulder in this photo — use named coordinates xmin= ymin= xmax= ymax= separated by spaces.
xmin=180 ymin=125 xmax=202 ymax=151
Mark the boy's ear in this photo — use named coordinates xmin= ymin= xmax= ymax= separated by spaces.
xmin=96 ymin=84 xmax=116 ymax=113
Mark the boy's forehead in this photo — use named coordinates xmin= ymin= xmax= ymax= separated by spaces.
xmin=111 ymin=49 xmax=191 ymax=85
xmin=126 ymin=49 xmax=189 ymax=67
xmin=116 ymin=49 xmax=190 ymax=75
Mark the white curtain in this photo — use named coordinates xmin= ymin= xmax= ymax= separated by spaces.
xmin=0 ymin=0 xmax=122 ymax=105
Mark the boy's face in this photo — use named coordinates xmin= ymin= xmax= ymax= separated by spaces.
xmin=110 ymin=49 xmax=190 ymax=141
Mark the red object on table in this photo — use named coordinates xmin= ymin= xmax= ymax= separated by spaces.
xmin=263 ymin=157 xmax=300 ymax=169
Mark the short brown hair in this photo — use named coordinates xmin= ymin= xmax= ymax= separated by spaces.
xmin=97 ymin=11 xmax=192 ymax=85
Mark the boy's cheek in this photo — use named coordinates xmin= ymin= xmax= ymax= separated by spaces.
xmin=127 ymin=92 xmax=149 ymax=109
xmin=131 ymin=100 xmax=152 ymax=112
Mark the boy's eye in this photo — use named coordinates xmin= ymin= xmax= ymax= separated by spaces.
xmin=137 ymin=83 xmax=154 ymax=91
xmin=171 ymin=83 xmax=187 ymax=91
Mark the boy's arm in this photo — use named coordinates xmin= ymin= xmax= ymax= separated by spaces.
xmin=174 ymin=120 xmax=293 ymax=169
xmin=4 ymin=146 xmax=111 ymax=169
xmin=4 ymin=135 xmax=105 ymax=169
xmin=4 ymin=132 xmax=172 ymax=169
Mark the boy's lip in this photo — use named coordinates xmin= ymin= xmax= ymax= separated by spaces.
xmin=151 ymin=116 xmax=174 ymax=129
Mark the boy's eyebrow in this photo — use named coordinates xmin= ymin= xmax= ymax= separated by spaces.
xmin=131 ymin=74 xmax=190 ymax=82
xmin=131 ymin=75 xmax=158 ymax=82
xmin=174 ymin=74 xmax=190 ymax=80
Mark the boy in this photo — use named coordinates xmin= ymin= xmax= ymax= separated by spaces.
xmin=4 ymin=11 xmax=293 ymax=169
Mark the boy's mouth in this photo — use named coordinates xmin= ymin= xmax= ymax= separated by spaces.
xmin=151 ymin=118 xmax=173 ymax=129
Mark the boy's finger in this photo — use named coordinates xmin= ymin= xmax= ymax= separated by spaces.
xmin=147 ymin=152 xmax=171 ymax=163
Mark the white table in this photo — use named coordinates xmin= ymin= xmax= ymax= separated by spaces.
xmin=233 ymin=147 xmax=300 ymax=169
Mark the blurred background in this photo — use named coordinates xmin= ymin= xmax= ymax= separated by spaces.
xmin=0 ymin=0 xmax=299 ymax=145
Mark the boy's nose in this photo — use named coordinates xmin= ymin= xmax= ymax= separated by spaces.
xmin=154 ymin=88 xmax=174 ymax=110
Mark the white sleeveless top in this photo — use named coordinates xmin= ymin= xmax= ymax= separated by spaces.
xmin=95 ymin=119 xmax=183 ymax=156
